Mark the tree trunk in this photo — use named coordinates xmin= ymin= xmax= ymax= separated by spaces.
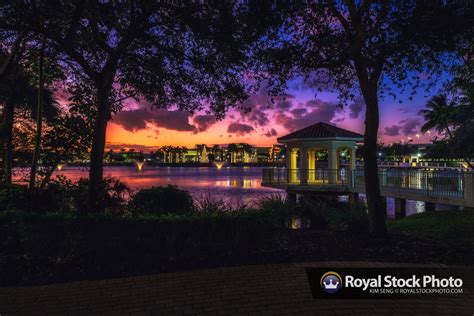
xmin=29 ymin=35 xmax=46 ymax=188
xmin=87 ymin=89 xmax=111 ymax=212
xmin=39 ymin=161 xmax=59 ymax=189
xmin=1 ymin=97 xmax=15 ymax=184
xmin=361 ymin=86 xmax=387 ymax=236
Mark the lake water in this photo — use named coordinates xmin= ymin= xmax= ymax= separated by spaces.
xmin=46 ymin=166 xmax=452 ymax=218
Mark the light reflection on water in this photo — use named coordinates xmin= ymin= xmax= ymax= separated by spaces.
xmin=50 ymin=166 xmax=450 ymax=215
xmin=54 ymin=166 xmax=281 ymax=207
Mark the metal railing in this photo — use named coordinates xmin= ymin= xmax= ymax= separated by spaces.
xmin=262 ymin=167 xmax=464 ymax=199
xmin=355 ymin=168 xmax=464 ymax=198
xmin=262 ymin=168 xmax=351 ymax=189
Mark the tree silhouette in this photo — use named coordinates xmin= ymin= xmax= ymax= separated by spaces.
xmin=257 ymin=1 xmax=461 ymax=235
xmin=3 ymin=1 xmax=269 ymax=211
xmin=419 ymin=95 xmax=458 ymax=138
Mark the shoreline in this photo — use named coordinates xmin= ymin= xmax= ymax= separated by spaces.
xmin=56 ymin=162 xmax=284 ymax=168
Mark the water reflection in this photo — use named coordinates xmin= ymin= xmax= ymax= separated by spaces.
xmin=45 ymin=166 xmax=453 ymax=214
xmin=54 ymin=166 xmax=280 ymax=207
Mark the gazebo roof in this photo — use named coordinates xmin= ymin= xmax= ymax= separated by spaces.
xmin=278 ymin=122 xmax=364 ymax=142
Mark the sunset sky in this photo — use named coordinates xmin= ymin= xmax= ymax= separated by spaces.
xmin=105 ymin=76 xmax=446 ymax=152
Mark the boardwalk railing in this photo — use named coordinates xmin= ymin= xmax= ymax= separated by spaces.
xmin=262 ymin=168 xmax=464 ymax=199
xmin=262 ymin=168 xmax=351 ymax=189
xmin=355 ymin=168 xmax=464 ymax=198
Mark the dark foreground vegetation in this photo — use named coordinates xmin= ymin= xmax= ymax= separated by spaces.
xmin=1 ymin=183 xmax=473 ymax=286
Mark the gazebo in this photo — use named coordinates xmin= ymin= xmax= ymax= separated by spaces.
xmin=263 ymin=122 xmax=364 ymax=188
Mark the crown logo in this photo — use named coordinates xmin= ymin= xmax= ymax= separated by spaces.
xmin=323 ymin=279 xmax=339 ymax=289
xmin=320 ymin=271 xmax=342 ymax=294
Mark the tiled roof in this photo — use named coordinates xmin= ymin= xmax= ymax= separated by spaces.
xmin=278 ymin=122 xmax=364 ymax=142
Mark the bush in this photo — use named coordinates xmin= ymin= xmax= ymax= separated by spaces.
xmin=0 ymin=208 xmax=276 ymax=285
xmin=257 ymin=194 xmax=297 ymax=227
xmin=128 ymin=185 xmax=194 ymax=215
xmin=72 ymin=177 xmax=130 ymax=214
xmin=321 ymin=202 xmax=369 ymax=233
xmin=194 ymin=194 xmax=231 ymax=213
xmin=0 ymin=177 xmax=129 ymax=214
xmin=0 ymin=184 xmax=31 ymax=211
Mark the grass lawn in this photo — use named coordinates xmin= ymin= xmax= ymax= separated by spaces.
xmin=388 ymin=210 xmax=474 ymax=240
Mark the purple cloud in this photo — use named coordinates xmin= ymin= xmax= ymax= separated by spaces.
xmin=113 ymin=108 xmax=219 ymax=133
xmin=192 ymin=114 xmax=216 ymax=133
xmin=227 ymin=122 xmax=255 ymax=136
xmin=383 ymin=118 xmax=421 ymax=137
xmin=291 ymin=108 xmax=307 ymax=118
xmin=264 ymin=128 xmax=278 ymax=137
xmin=400 ymin=118 xmax=421 ymax=135
xmin=276 ymin=99 xmax=341 ymax=132
xmin=349 ymin=96 xmax=364 ymax=119
xmin=384 ymin=125 xmax=402 ymax=136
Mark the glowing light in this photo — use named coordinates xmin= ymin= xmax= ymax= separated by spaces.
xmin=56 ymin=163 xmax=64 ymax=171
xmin=214 ymin=161 xmax=225 ymax=170
xmin=135 ymin=161 xmax=145 ymax=171
xmin=416 ymin=134 xmax=420 ymax=139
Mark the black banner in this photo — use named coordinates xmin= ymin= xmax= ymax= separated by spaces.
xmin=306 ymin=267 xmax=473 ymax=299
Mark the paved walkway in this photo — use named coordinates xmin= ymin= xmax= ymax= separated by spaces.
xmin=0 ymin=262 xmax=473 ymax=315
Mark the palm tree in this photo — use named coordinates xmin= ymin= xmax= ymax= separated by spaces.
xmin=211 ymin=145 xmax=222 ymax=161
xmin=420 ymin=94 xmax=473 ymax=169
xmin=179 ymin=146 xmax=188 ymax=163
xmin=239 ymin=143 xmax=253 ymax=162
xmin=227 ymin=143 xmax=238 ymax=163
xmin=419 ymin=94 xmax=458 ymax=138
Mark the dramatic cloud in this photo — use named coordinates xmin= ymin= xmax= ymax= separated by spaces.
xmin=227 ymin=122 xmax=255 ymax=136
xmin=384 ymin=125 xmax=402 ymax=136
xmin=349 ymin=96 xmax=365 ymax=119
xmin=105 ymin=143 xmax=158 ymax=152
xmin=192 ymin=114 xmax=216 ymax=133
xmin=276 ymin=99 xmax=341 ymax=132
xmin=237 ymin=84 xmax=295 ymax=128
xmin=113 ymin=109 xmax=194 ymax=132
xmin=400 ymin=118 xmax=421 ymax=134
xmin=263 ymin=128 xmax=278 ymax=137
xmin=383 ymin=118 xmax=421 ymax=136
xmin=290 ymin=108 xmax=307 ymax=118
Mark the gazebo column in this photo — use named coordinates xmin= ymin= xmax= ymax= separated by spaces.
xmin=328 ymin=145 xmax=338 ymax=184
xmin=300 ymin=147 xmax=308 ymax=185
xmin=308 ymin=150 xmax=316 ymax=183
xmin=350 ymin=146 xmax=357 ymax=187
xmin=289 ymin=147 xmax=298 ymax=184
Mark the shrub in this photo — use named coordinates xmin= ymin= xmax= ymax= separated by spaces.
xmin=128 ymin=185 xmax=193 ymax=215
xmin=299 ymin=195 xmax=329 ymax=229
xmin=257 ymin=194 xmax=301 ymax=228
xmin=0 ymin=184 xmax=30 ymax=211
xmin=194 ymin=194 xmax=231 ymax=213
xmin=0 ymin=177 xmax=129 ymax=214
xmin=72 ymin=177 xmax=130 ymax=214
xmin=321 ymin=202 xmax=369 ymax=233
